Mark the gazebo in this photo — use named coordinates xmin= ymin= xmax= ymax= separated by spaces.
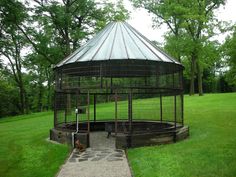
xmin=50 ymin=22 xmax=189 ymax=148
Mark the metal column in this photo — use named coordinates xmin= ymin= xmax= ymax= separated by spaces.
xmin=115 ymin=91 xmax=118 ymax=136
xmin=128 ymin=91 xmax=133 ymax=132
xmin=174 ymin=95 xmax=177 ymax=142
xmin=181 ymin=94 xmax=184 ymax=126
xmin=94 ymin=94 xmax=96 ymax=122
xmin=128 ymin=91 xmax=133 ymax=147
xmin=87 ymin=91 xmax=90 ymax=147
xmin=174 ymin=95 xmax=177 ymax=129
xmin=87 ymin=91 xmax=90 ymax=133
xmin=54 ymin=91 xmax=57 ymax=127
xmin=160 ymin=94 xmax=163 ymax=122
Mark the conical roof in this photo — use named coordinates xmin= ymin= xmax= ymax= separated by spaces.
xmin=55 ymin=22 xmax=181 ymax=68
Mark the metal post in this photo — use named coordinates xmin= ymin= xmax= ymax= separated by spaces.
xmin=76 ymin=91 xmax=79 ymax=106
xmin=180 ymin=71 xmax=183 ymax=89
xmin=128 ymin=91 xmax=132 ymax=133
xmin=128 ymin=91 xmax=133 ymax=148
xmin=87 ymin=91 xmax=90 ymax=133
xmin=55 ymin=71 xmax=59 ymax=90
xmin=94 ymin=94 xmax=96 ymax=122
xmin=87 ymin=91 xmax=90 ymax=147
xmin=76 ymin=91 xmax=79 ymax=131
xmin=172 ymin=73 xmax=175 ymax=88
xmin=72 ymin=92 xmax=79 ymax=148
xmin=64 ymin=111 xmax=67 ymax=123
xmin=100 ymin=64 xmax=103 ymax=88
xmin=110 ymin=77 xmax=113 ymax=93
xmin=174 ymin=95 xmax=177 ymax=142
xmin=54 ymin=91 xmax=57 ymax=127
xmin=75 ymin=110 xmax=79 ymax=132
xmin=181 ymin=94 xmax=184 ymax=126
xmin=115 ymin=91 xmax=118 ymax=136
xmin=59 ymin=72 xmax=63 ymax=90
xmin=174 ymin=95 xmax=177 ymax=128
xmin=64 ymin=93 xmax=67 ymax=124
xmin=105 ymin=80 xmax=108 ymax=102
xmin=160 ymin=94 xmax=163 ymax=122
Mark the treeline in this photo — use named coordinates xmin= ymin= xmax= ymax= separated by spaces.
xmin=0 ymin=0 xmax=129 ymax=117
xmin=132 ymin=0 xmax=236 ymax=94
xmin=0 ymin=0 xmax=236 ymax=118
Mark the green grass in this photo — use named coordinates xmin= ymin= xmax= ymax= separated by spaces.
xmin=0 ymin=93 xmax=236 ymax=177
xmin=0 ymin=112 xmax=70 ymax=177
xmin=128 ymin=93 xmax=236 ymax=177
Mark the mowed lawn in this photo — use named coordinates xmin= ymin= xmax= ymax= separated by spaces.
xmin=0 ymin=93 xmax=236 ymax=177
xmin=128 ymin=93 xmax=236 ymax=177
xmin=0 ymin=112 xmax=70 ymax=177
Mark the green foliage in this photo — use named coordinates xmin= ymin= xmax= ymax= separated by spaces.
xmin=27 ymin=0 xmax=130 ymax=62
xmin=0 ymin=0 xmax=27 ymax=27
xmin=0 ymin=0 xmax=129 ymax=117
xmin=102 ymin=0 xmax=130 ymax=22
xmin=0 ymin=71 xmax=20 ymax=117
xmin=222 ymin=26 xmax=236 ymax=87
xmin=0 ymin=0 xmax=30 ymax=114
xmin=131 ymin=0 xmax=226 ymax=95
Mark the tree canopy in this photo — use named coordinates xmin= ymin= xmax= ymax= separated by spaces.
xmin=0 ymin=0 xmax=235 ymax=117
xmin=131 ymin=0 xmax=226 ymax=95
xmin=0 ymin=0 xmax=129 ymax=117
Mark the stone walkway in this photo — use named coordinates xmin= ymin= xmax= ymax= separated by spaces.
xmin=56 ymin=132 xmax=132 ymax=177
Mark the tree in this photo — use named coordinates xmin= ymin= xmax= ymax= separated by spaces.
xmin=18 ymin=0 xmax=129 ymax=65
xmin=23 ymin=0 xmax=129 ymax=111
xmin=0 ymin=68 xmax=20 ymax=117
xmin=0 ymin=0 xmax=129 ymax=117
xmin=130 ymin=0 xmax=225 ymax=95
xmin=23 ymin=53 xmax=51 ymax=112
xmin=0 ymin=0 xmax=29 ymax=114
xmin=222 ymin=26 xmax=236 ymax=89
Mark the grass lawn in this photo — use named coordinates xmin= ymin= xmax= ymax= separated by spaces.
xmin=0 ymin=92 xmax=236 ymax=177
xmin=128 ymin=92 xmax=236 ymax=177
xmin=0 ymin=112 xmax=70 ymax=177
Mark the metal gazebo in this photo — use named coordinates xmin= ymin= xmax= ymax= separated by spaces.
xmin=50 ymin=22 xmax=189 ymax=148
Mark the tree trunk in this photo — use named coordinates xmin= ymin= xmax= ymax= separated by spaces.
xmin=37 ymin=85 xmax=43 ymax=112
xmin=64 ymin=0 xmax=71 ymax=57
xmin=18 ymin=67 xmax=28 ymax=114
xmin=45 ymin=68 xmax=53 ymax=110
xmin=19 ymin=85 xmax=26 ymax=114
xmin=47 ymin=72 xmax=52 ymax=111
xmin=189 ymin=53 xmax=196 ymax=96
xmin=197 ymin=61 xmax=203 ymax=96
xmin=65 ymin=76 xmax=71 ymax=116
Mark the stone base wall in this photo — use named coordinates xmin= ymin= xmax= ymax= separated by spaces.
xmin=50 ymin=122 xmax=189 ymax=149
xmin=116 ymin=126 xmax=189 ymax=149
xmin=50 ymin=128 xmax=89 ymax=148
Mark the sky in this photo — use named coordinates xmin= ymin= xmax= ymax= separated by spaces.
xmin=123 ymin=0 xmax=236 ymax=44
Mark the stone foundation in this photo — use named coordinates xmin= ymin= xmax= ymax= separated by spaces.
xmin=50 ymin=121 xmax=189 ymax=149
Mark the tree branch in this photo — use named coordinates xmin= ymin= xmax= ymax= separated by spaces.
xmin=0 ymin=51 xmax=19 ymax=84
xmin=16 ymin=24 xmax=54 ymax=64
xmin=206 ymin=2 xmax=218 ymax=15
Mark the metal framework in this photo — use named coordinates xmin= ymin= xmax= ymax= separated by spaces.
xmin=51 ymin=22 xmax=186 ymax=148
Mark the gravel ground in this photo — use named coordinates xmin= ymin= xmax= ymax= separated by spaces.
xmin=56 ymin=132 xmax=132 ymax=177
